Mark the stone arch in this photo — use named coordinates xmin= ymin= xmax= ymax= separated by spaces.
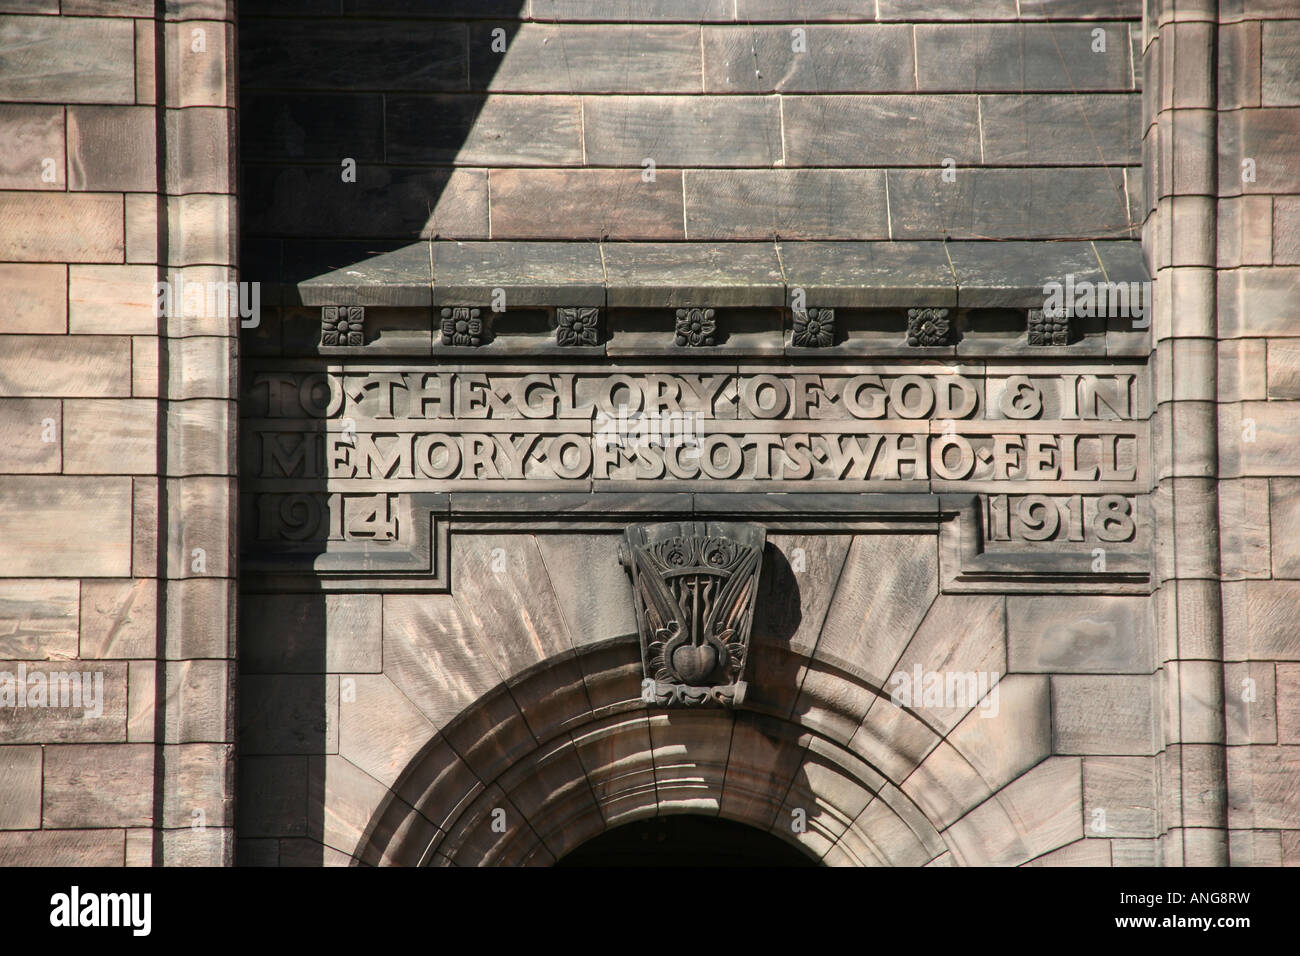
xmin=334 ymin=532 xmax=1084 ymax=867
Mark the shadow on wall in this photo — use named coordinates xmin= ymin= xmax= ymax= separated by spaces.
xmin=234 ymin=1 xmax=527 ymax=867
xmin=238 ymin=1 xmax=527 ymax=290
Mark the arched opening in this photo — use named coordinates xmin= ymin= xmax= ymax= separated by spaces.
xmin=555 ymin=815 xmax=820 ymax=867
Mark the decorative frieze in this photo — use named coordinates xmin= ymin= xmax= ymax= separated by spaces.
xmin=792 ymin=307 xmax=835 ymax=348
xmin=556 ymin=307 xmax=600 ymax=347
xmin=674 ymin=308 xmax=717 ymax=347
xmin=440 ymin=307 xmax=485 ymax=347
xmin=320 ymin=306 xmax=364 ymax=347
xmin=620 ymin=521 xmax=765 ymax=707
xmin=1028 ymin=307 xmax=1072 ymax=346
xmin=907 ymin=307 xmax=952 ymax=347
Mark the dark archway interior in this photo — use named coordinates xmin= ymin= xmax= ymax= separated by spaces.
xmin=555 ymin=816 xmax=820 ymax=868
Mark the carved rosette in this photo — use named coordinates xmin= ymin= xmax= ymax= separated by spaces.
xmin=674 ymin=308 xmax=716 ymax=347
xmin=1028 ymin=307 xmax=1071 ymax=346
xmin=906 ymin=307 xmax=952 ymax=347
xmin=556 ymin=307 xmax=600 ymax=346
xmin=321 ymin=306 xmax=364 ymax=346
xmin=792 ymin=307 xmax=835 ymax=347
xmin=619 ymin=522 xmax=765 ymax=708
xmin=440 ymin=307 xmax=484 ymax=346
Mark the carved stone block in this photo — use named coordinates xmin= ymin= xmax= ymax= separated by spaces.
xmin=619 ymin=522 xmax=765 ymax=707
xmin=674 ymin=308 xmax=716 ymax=347
xmin=440 ymin=307 xmax=485 ymax=347
xmin=906 ymin=307 xmax=952 ymax=347
xmin=556 ymin=307 xmax=600 ymax=346
xmin=321 ymin=306 xmax=364 ymax=347
xmin=1028 ymin=307 xmax=1071 ymax=346
xmin=792 ymin=307 xmax=834 ymax=348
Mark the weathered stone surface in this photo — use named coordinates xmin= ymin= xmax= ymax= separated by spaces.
xmin=884 ymin=594 xmax=1005 ymax=734
xmin=0 ymin=15 xmax=135 ymax=103
xmin=947 ymin=674 xmax=1051 ymax=791
xmin=1025 ymin=838 xmax=1111 ymax=866
xmin=1083 ymin=755 xmax=1157 ymax=838
xmin=0 ymin=263 xmax=66 ymax=333
xmin=0 ymin=399 xmax=59 ymax=475
xmin=238 ymin=755 xmax=308 ymax=838
xmin=338 ymin=674 xmax=436 ymax=788
xmin=1270 ymin=479 xmax=1300 ymax=579
xmin=451 ymin=535 xmax=573 ymax=678
xmin=684 ymin=170 xmax=889 ymax=241
xmin=158 ymin=743 xmax=232 ymax=827
xmin=473 ymin=24 xmax=700 ymax=92
xmin=0 ymin=829 xmax=124 ymax=866
xmin=127 ymin=660 xmax=154 ymax=743
xmin=244 ymin=166 xmax=487 ymax=241
xmin=63 ymin=399 xmax=158 ymax=475
xmin=79 ymin=579 xmax=156 ymax=660
xmin=980 ymin=93 xmax=1141 ymax=165
xmin=0 ymin=580 xmax=78 ymax=661
xmin=1053 ymin=675 xmax=1158 ymax=755
xmin=702 ymin=25 xmax=914 ymax=93
xmin=812 ymin=534 xmax=938 ymax=681
xmin=1218 ymin=478 xmax=1272 ymax=579
xmin=163 ymin=578 xmax=232 ymax=660
xmin=164 ymin=476 xmax=236 ymax=579
xmin=381 ymin=594 xmax=499 ymax=729
xmin=534 ymin=536 xmax=636 ymax=647
xmin=0 ymin=746 xmax=42 ymax=829
xmin=0 ymin=105 xmax=63 ymax=190
xmin=242 ymin=593 xmax=381 ymax=675
xmin=777 ymin=240 xmax=957 ymax=307
xmin=165 ymin=107 xmax=235 ymax=195
xmin=164 ymin=659 xmax=233 ymax=743
xmin=389 ymin=94 xmax=582 ymax=166
xmin=431 ymin=240 xmax=604 ymax=308
xmin=915 ymin=23 xmax=1133 ymax=92
xmin=530 ymin=0 xmax=732 ymax=18
xmin=1276 ymin=664 xmax=1300 ymax=745
xmin=238 ymin=673 xmax=337 ymax=755
xmin=43 ymin=743 xmax=153 ymax=827
xmin=1224 ymin=661 xmax=1277 ymax=745
xmin=602 ymin=242 xmax=784 ymax=308
xmin=0 ymin=477 xmax=131 ymax=577
xmin=1219 ymin=268 xmax=1300 ymax=336
xmin=1007 ymin=595 xmax=1152 ymax=673
xmin=1261 ymin=21 xmax=1300 ymax=107
xmin=888 ymin=168 xmax=1133 ymax=240
xmin=67 ymin=265 xmax=160 ymax=335
xmin=0 ymin=193 xmax=123 ymax=262
xmin=67 ymin=106 xmax=157 ymax=192
xmin=584 ymin=95 xmax=781 ymax=167
xmin=487 ymin=169 xmax=681 ymax=241
xmin=900 ymin=739 xmax=992 ymax=829
xmin=782 ymin=95 xmax=980 ymax=166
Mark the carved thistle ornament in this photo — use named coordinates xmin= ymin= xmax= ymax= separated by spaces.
xmin=619 ymin=522 xmax=765 ymax=707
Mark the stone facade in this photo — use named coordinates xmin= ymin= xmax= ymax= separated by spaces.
xmin=0 ymin=0 xmax=1296 ymax=866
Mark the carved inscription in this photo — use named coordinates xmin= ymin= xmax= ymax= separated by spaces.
xmin=245 ymin=367 xmax=1147 ymax=493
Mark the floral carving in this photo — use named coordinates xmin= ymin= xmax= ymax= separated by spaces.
xmin=907 ymin=307 xmax=952 ymax=347
xmin=320 ymin=306 xmax=364 ymax=347
xmin=792 ymin=307 xmax=835 ymax=348
xmin=440 ymin=307 xmax=484 ymax=347
xmin=674 ymin=308 xmax=716 ymax=347
xmin=556 ymin=307 xmax=600 ymax=347
xmin=620 ymin=522 xmax=765 ymax=708
xmin=1028 ymin=307 xmax=1071 ymax=346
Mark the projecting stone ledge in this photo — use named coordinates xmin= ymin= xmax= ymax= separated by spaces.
xmin=295 ymin=239 xmax=1147 ymax=312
